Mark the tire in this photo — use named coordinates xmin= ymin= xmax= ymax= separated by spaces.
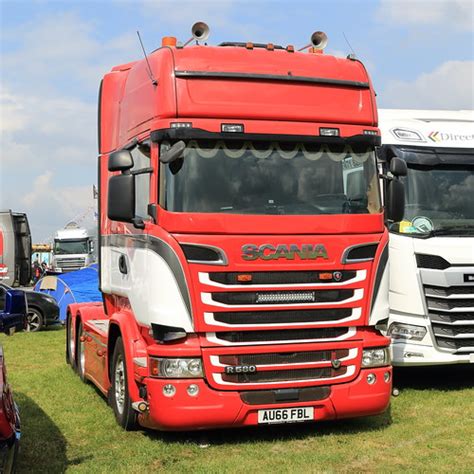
xmin=75 ymin=321 xmax=87 ymax=382
xmin=66 ymin=315 xmax=75 ymax=368
xmin=26 ymin=307 xmax=43 ymax=332
xmin=110 ymin=336 xmax=137 ymax=430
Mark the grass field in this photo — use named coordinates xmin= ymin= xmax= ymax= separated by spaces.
xmin=1 ymin=328 xmax=473 ymax=473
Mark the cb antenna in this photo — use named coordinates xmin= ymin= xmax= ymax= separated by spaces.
xmin=136 ymin=31 xmax=158 ymax=86
xmin=343 ymin=32 xmax=356 ymax=59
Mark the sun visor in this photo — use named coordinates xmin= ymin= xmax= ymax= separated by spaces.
xmin=386 ymin=146 xmax=474 ymax=166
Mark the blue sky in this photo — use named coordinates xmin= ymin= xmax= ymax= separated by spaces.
xmin=1 ymin=0 xmax=473 ymax=241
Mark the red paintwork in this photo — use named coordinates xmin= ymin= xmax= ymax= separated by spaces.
xmin=0 ymin=349 xmax=16 ymax=443
xmin=68 ymin=39 xmax=392 ymax=431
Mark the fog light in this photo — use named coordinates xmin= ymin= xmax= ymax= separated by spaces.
xmin=187 ymin=384 xmax=199 ymax=397
xmin=366 ymin=373 xmax=376 ymax=385
xmin=384 ymin=371 xmax=391 ymax=383
xmin=163 ymin=384 xmax=176 ymax=397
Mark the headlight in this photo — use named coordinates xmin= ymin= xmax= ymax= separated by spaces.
xmin=388 ymin=323 xmax=427 ymax=341
xmin=150 ymin=358 xmax=203 ymax=378
xmin=362 ymin=347 xmax=390 ymax=368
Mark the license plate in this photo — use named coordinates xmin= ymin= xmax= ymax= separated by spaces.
xmin=258 ymin=407 xmax=314 ymax=424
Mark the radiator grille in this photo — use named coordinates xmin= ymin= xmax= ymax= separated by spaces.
xmin=213 ymin=308 xmax=353 ymax=325
xmin=216 ymin=327 xmax=347 ymax=344
xmin=222 ymin=366 xmax=347 ymax=383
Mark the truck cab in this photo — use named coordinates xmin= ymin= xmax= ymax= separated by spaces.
xmin=51 ymin=223 xmax=96 ymax=273
xmin=67 ymin=24 xmax=405 ymax=431
xmin=379 ymin=109 xmax=474 ymax=365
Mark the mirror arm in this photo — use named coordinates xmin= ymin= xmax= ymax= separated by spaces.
xmin=132 ymin=217 xmax=146 ymax=229
xmin=131 ymin=167 xmax=153 ymax=176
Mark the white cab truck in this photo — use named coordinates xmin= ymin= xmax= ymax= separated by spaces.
xmin=378 ymin=109 xmax=474 ymax=366
xmin=51 ymin=223 xmax=96 ymax=273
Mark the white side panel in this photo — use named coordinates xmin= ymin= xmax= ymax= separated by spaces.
xmin=389 ymin=233 xmax=425 ymax=316
xmin=369 ymin=263 xmax=389 ymax=326
xmin=101 ymin=245 xmax=193 ymax=331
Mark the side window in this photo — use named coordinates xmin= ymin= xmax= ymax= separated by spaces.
xmin=131 ymin=145 xmax=151 ymax=218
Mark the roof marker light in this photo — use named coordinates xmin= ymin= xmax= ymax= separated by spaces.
xmin=364 ymin=130 xmax=378 ymax=136
xmin=320 ymin=127 xmax=340 ymax=137
xmin=170 ymin=122 xmax=192 ymax=128
xmin=391 ymin=128 xmax=424 ymax=142
xmin=246 ymin=42 xmax=254 ymax=50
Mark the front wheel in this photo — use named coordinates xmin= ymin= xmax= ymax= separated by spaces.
xmin=75 ymin=321 xmax=87 ymax=382
xmin=110 ymin=336 xmax=137 ymax=430
xmin=26 ymin=308 xmax=43 ymax=332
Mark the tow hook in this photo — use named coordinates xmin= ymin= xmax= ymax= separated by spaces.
xmin=132 ymin=401 xmax=149 ymax=413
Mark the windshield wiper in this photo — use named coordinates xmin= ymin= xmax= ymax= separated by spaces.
xmin=426 ymin=225 xmax=474 ymax=237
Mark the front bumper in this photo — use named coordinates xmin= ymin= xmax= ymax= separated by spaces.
xmin=388 ymin=313 xmax=474 ymax=366
xmin=138 ymin=366 xmax=391 ymax=431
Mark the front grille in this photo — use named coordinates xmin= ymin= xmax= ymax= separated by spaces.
xmin=436 ymin=337 xmax=474 ymax=350
xmin=416 ymin=254 xmax=450 ymax=270
xmin=211 ymin=289 xmax=354 ymax=306
xmin=216 ymin=327 xmax=347 ymax=343
xmin=430 ymin=312 xmax=474 ymax=324
xmin=56 ymin=258 xmax=86 ymax=271
xmin=222 ymin=366 xmax=347 ymax=383
xmin=425 ymin=286 xmax=474 ymax=297
xmin=423 ymin=282 xmax=474 ymax=352
xmin=209 ymin=270 xmax=356 ymax=285
xmin=219 ymin=349 xmax=349 ymax=366
xmin=427 ymin=298 xmax=474 ymax=310
xmin=213 ymin=308 xmax=353 ymax=325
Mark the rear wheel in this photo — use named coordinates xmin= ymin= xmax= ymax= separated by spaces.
xmin=110 ymin=336 xmax=137 ymax=430
xmin=26 ymin=308 xmax=43 ymax=332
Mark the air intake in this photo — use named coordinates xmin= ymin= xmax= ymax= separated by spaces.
xmin=416 ymin=254 xmax=450 ymax=270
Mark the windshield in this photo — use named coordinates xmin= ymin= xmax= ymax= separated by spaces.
xmin=162 ymin=140 xmax=381 ymax=215
xmin=392 ymin=160 xmax=474 ymax=236
xmin=54 ymin=239 xmax=88 ymax=255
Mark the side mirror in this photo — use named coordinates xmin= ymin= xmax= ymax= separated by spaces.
xmin=108 ymin=174 xmax=135 ymax=222
xmin=0 ymin=289 xmax=27 ymax=335
xmin=386 ymin=178 xmax=405 ymax=222
xmin=160 ymin=141 xmax=186 ymax=164
xmin=109 ymin=150 xmax=134 ymax=172
xmin=390 ymin=157 xmax=407 ymax=177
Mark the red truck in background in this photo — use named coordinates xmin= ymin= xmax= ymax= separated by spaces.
xmin=66 ymin=23 xmax=405 ymax=431
xmin=0 ymin=288 xmax=27 ymax=473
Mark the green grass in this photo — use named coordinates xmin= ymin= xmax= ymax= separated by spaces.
xmin=1 ymin=329 xmax=473 ymax=473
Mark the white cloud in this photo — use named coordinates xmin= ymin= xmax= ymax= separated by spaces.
xmin=380 ymin=60 xmax=474 ymax=109
xmin=19 ymin=171 xmax=95 ymax=241
xmin=376 ymin=0 xmax=474 ymax=32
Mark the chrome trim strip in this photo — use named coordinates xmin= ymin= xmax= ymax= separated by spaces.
xmin=198 ymin=270 xmax=367 ymax=289
xmin=201 ymin=288 xmax=364 ymax=309
xmin=205 ymin=327 xmax=356 ymax=346
xmin=209 ymin=348 xmax=358 ymax=368
xmin=211 ymin=365 xmax=356 ymax=386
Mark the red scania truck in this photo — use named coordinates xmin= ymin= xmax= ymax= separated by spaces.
xmin=66 ymin=23 xmax=405 ymax=431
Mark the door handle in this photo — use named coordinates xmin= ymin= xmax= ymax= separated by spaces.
xmin=118 ymin=255 xmax=128 ymax=275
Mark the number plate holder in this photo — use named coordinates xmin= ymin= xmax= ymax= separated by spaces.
xmin=257 ymin=406 xmax=314 ymax=424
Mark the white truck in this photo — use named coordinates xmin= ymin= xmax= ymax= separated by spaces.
xmin=51 ymin=222 xmax=96 ymax=273
xmin=378 ymin=109 xmax=474 ymax=365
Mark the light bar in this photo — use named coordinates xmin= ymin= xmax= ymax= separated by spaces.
xmin=391 ymin=128 xmax=424 ymax=141
xmin=319 ymin=127 xmax=339 ymax=137
xmin=363 ymin=130 xmax=378 ymax=136
xmin=222 ymin=123 xmax=244 ymax=133
xmin=256 ymin=291 xmax=315 ymax=304
xmin=170 ymin=122 xmax=192 ymax=128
